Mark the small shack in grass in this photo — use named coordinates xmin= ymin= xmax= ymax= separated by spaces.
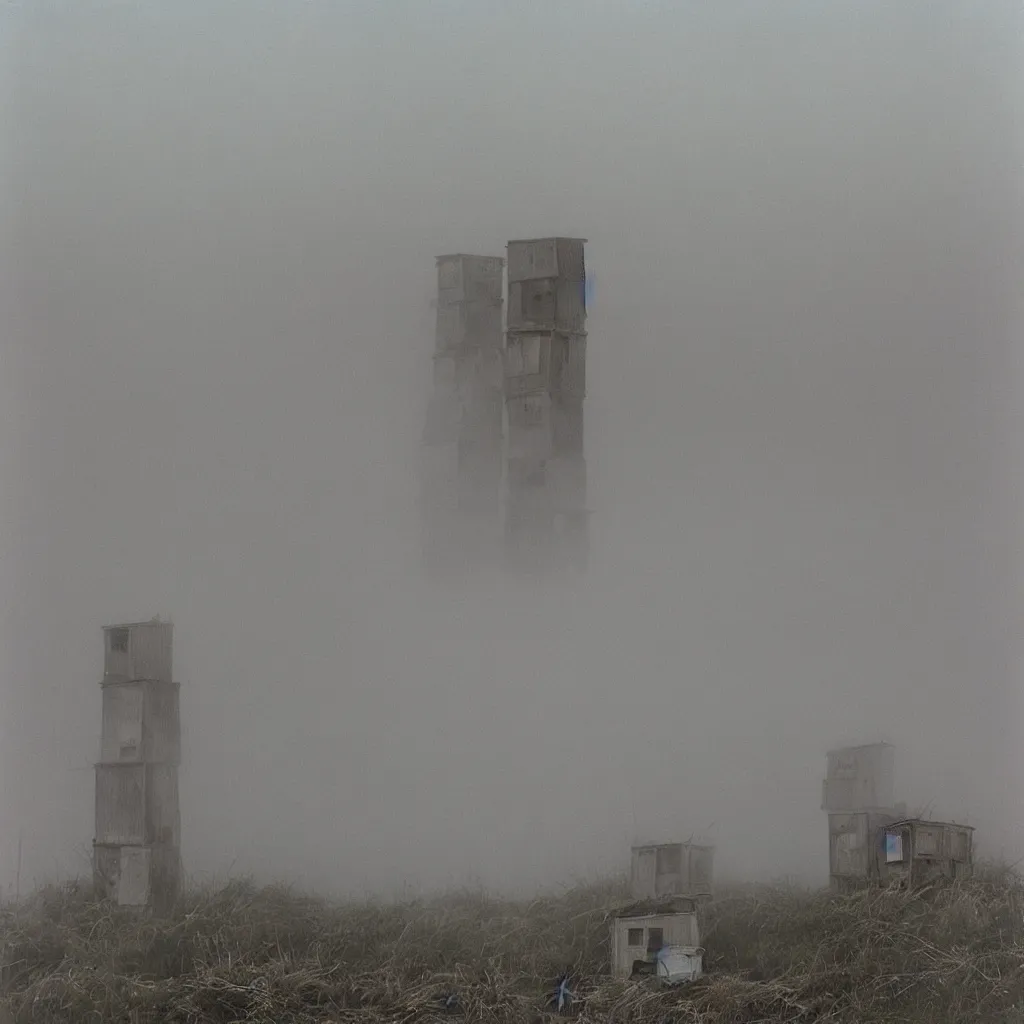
xmin=877 ymin=818 xmax=974 ymax=887
xmin=610 ymin=896 xmax=702 ymax=981
xmin=830 ymin=814 xmax=974 ymax=890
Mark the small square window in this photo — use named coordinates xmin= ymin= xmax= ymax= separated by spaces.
xmin=109 ymin=629 xmax=130 ymax=654
xmin=627 ymin=928 xmax=644 ymax=946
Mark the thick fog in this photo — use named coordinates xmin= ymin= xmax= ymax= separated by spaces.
xmin=1 ymin=2 xmax=1022 ymax=897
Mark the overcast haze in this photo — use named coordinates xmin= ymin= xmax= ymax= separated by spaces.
xmin=1 ymin=1 xmax=1022 ymax=896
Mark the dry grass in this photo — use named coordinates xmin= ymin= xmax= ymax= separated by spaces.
xmin=2 ymin=867 xmax=1024 ymax=1023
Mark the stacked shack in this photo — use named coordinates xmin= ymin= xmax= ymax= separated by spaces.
xmin=421 ymin=254 xmax=505 ymax=572
xmin=503 ymin=237 xmax=589 ymax=573
xmin=610 ymin=841 xmax=713 ymax=983
xmin=822 ymin=743 xmax=973 ymax=889
xmin=93 ymin=619 xmax=181 ymax=912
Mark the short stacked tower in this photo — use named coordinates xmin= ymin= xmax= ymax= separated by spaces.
xmin=93 ymin=619 xmax=181 ymax=912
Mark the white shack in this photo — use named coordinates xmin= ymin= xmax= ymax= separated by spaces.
xmin=610 ymin=897 xmax=702 ymax=981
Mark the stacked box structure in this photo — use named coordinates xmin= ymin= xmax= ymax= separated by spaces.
xmin=421 ymin=254 xmax=505 ymax=572
xmin=93 ymin=620 xmax=180 ymax=913
xmin=503 ymin=237 xmax=589 ymax=573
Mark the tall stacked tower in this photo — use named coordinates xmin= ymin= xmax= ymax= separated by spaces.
xmin=421 ymin=254 xmax=505 ymax=572
xmin=93 ymin=619 xmax=181 ymax=912
xmin=503 ymin=237 xmax=589 ymax=573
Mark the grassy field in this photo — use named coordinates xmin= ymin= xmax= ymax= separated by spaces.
xmin=2 ymin=868 xmax=1023 ymax=1023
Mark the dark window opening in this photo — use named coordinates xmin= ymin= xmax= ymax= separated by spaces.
xmin=627 ymin=928 xmax=644 ymax=946
xmin=109 ymin=629 xmax=130 ymax=654
xmin=646 ymin=927 xmax=664 ymax=953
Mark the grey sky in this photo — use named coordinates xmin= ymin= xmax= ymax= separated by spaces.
xmin=1 ymin=1 xmax=1022 ymax=894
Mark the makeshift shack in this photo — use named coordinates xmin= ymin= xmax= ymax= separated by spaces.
xmin=830 ymin=814 xmax=973 ymax=890
xmin=630 ymin=842 xmax=714 ymax=900
xmin=610 ymin=897 xmax=702 ymax=981
xmin=877 ymin=818 xmax=974 ymax=887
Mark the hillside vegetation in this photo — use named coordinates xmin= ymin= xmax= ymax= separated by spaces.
xmin=2 ymin=869 xmax=1023 ymax=1023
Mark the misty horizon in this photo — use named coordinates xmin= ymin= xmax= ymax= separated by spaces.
xmin=1 ymin=1 xmax=1022 ymax=898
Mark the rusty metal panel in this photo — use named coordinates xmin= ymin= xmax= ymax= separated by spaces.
xmin=507 ymin=239 xmax=559 ymax=282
